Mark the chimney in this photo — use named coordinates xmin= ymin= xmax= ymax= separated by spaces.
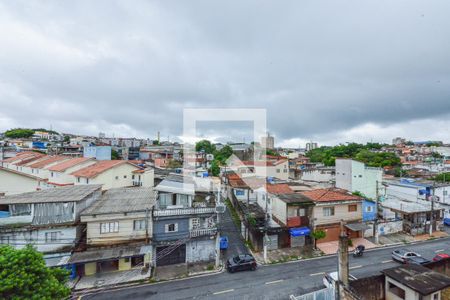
xmin=338 ymin=220 xmax=349 ymax=287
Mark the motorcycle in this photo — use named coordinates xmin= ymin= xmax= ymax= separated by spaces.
xmin=353 ymin=245 xmax=365 ymax=257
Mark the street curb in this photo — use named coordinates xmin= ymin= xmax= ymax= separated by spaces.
xmin=72 ymin=265 xmax=225 ymax=299
xmin=256 ymin=235 xmax=450 ymax=267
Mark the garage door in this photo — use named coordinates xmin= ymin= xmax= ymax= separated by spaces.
xmin=317 ymin=226 xmax=340 ymax=244
xmin=156 ymin=244 xmax=186 ymax=266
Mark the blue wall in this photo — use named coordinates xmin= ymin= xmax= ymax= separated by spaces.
xmin=153 ymin=217 xmax=190 ymax=241
xmin=362 ymin=199 xmax=377 ymax=222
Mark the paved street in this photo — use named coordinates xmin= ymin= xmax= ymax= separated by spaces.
xmin=80 ymin=237 xmax=450 ymax=300
xmin=219 ymin=206 xmax=249 ymax=260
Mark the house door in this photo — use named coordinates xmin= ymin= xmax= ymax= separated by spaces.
xmin=156 ymin=244 xmax=186 ymax=266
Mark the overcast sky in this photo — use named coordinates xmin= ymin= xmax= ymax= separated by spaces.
xmin=0 ymin=1 xmax=449 ymax=147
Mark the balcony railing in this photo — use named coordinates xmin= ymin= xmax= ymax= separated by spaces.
xmin=0 ymin=215 xmax=33 ymax=226
xmin=154 ymin=207 xmax=216 ymax=217
xmin=287 ymin=216 xmax=301 ymax=227
xmin=190 ymin=228 xmax=217 ymax=238
xmin=132 ymin=181 xmax=143 ymax=186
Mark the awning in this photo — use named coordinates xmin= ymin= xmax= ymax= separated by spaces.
xmin=290 ymin=227 xmax=311 ymax=237
xmin=345 ymin=222 xmax=369 ymax=232
xmin=68 ymin=245 xmax=150 ymax=264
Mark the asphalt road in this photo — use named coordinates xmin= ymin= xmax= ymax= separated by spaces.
xmin=81 ymin=237 xmax=450 ymax=300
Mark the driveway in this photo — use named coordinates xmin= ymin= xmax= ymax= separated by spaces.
xmin=219 ymin=205 xmax=248 ymax=261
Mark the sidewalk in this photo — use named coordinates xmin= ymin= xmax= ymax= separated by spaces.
xmin=317 ymin=238 xmax=377 ymax=255
xmin=154 ymin=261 xmax=220 ymax=281
xmin=253 ymin=246 xmax=322 ymax=264
xmin=73 ymin=267 xmax=151 ymax=291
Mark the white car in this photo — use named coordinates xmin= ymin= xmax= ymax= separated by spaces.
xmin=392 ymin=249 xmax=421 ymax=263
xmin=323 ymin=272 xmax=357 ymax=289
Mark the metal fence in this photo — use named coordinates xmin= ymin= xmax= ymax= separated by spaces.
xmin=290 ymin=287 xmax=335 ymax=300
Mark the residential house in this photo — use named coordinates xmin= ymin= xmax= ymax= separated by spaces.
xmin=301 ymin=188 xmax=364 ymax=243
xmin=335 ymin=158 xmax=383 ymax=200
xmin=271 ymin=192 xmax=315 ymax=248
xmin=0 ymin=152 xmax=48 ymax=195
xmin=71 ymin=160 xmax=144 ymax=190
xmin=152 ymin=174 xmax=218 ymax=266
xmin=228 ymin=159 xmax=289 ymax=181
xmin=83 ymin=145 xmax=112 ymax=160
xmin=47 ymin=157 xmax=96 ymax=187
xmin=362 ymin=199 xmax=377 ymax=222
xmin=70 ymin=187 xmax=155 ymax=277
xmin=0 ymin=185 xmax=102 ymax=264
xmin=380 ymin=197 xmax=443 ymax=235
xmin=382 ymin=264 xmax=450 ymax=300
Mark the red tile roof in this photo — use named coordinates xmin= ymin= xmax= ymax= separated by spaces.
xmin=2 ymin=152 xmax=42 ymax=163
xmin=300 ymin=188 xmax=362 ymax=202
xmin=70 ymin=160 xmax=134 ymax=178
xmin=26 ymin=156 xmax=70 ymax=169
xmin=47 ymin=157 xmax=93 ymax=172
xmin=266 ymin=183 xmax=294 ymax=194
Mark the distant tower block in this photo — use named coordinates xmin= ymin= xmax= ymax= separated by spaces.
xmin=261 ymin=132 xmax=275 ymax=150
xmin=306 ymin=142 xmax=318 ymax=152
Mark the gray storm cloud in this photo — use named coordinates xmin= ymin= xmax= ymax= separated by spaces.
xmin=0 ymin=0 xmax=449 ymax=145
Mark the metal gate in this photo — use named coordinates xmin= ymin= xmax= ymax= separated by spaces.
xmin=156 ymin=244 xmax=186 ymax=266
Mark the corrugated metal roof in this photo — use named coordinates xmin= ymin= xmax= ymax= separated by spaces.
xmin=0 ymin=185 xmax=102 ymax=204
xmin=68 ymin=244 xmax=147 ymax=264
xmin=82 ymin=187 xmax=156 ymax=215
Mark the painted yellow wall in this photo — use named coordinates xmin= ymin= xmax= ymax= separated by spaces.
xmin=85 ymin=262 xmax=97 ymax=276
xmin=119 ymin=258 xmax=131 ymax=271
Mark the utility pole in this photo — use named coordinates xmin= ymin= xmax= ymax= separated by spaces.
xmin=263 ymin=191 xmax=268 ymax=264
xmin=430 ymin=182 xmax=435 ymax=237
xmin=145 ymin=207 xmax=150 ymax=243
xmin=375 ymin=180 xmax=380 ymax=244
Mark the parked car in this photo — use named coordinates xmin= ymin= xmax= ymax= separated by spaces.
xmin=433 ymin=253 xmax=450 ymax=261
xmin=392 ymin=249 xmax=421 ymax=263
xmin=405 ymin=256 xmax=431 ymax=265
xmin=226 ymin=254 xmax=257 ymax=273
xmin=323 ymin=272 xmax=357 ymax=289
xmin=443 ymin=218 xmax=450 ymax=226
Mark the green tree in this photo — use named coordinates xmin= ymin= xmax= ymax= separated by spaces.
xmin=167 ymin=159 xmax=182 ymax=169
xmin=4 ymin=128 xmax=35 ymax=139
xmin=210 ymin=160 xmax=220 ymax=176
xmin=111 ymin=149 xmax=120 ymax=160
xmin=195 ymin=140 xmax=216 ymax=154
xmin=63 ymin=135 xmax=70 ymax=143
xmin=434 ymin=172 xmax=450 ymax=183
xmin=311 ymin=229 xmax=326 ymax=249
xmin=265 ymin=149 xmax=278 ymax=156
xmin=0 ymin=245 xmax=70 ymax=299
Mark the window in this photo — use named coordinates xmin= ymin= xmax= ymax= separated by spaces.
xmin=323 ymin=207 xmax=335 ymax=216
xmin=86 ymin=178 xmax=89 ymax=184
xmin=348 ymin=205 xmax=357 ymax=212
xmin=432 ymin=293 xmax=439 ymax=300
xmin=100 ymin=222 xmax=119 ymax=233
xmin=45 ymin=232 xmax=59 ymax=243
xmin=133 ymin=219 xmax=146 ymax=231
xmin=388 ymin=282 xmax=405 ymax=299
xmin=276 ymin=169 xmax=281 ymax=173
xmin=165 ymin=223 xmax=178 ymax=233
xmin=0 ymin=235 xmax=10 ymax=244
xmin=358 ymin=175 xmax=362 ymax=178
xmin=124 ymin=175 xmax=127 ymax=179
xmin=366 ymin=206 xmax=373 ymax=213
xmin=283 ymin=169 xmax=287 ymax=173
xmin=77 ymin=177 xmax=80 ymax=183
xmin=192 ymin=218 xmax=200 ymax=229
xmin=299 ymin=208 xmax=306 ymax=217
xmin=51 ymin=172 xmax=54 ymax=177
xmin=444 ymin=190 xmax=448 ymax=196
xmin=115 ymin=176 xmax=119 ymax=180
xmin=132 ymin=175 xmax=135 ymax=180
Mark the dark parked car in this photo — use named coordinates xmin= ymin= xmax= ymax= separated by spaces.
xmin=226 ymin=254 xmax=257 ymax=273
xmin=404 ymin=256 xmax=431 ymax=265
